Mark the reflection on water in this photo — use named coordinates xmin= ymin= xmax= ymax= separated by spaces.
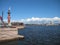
xmin=0 ymin=25 xmax=60 ymax=45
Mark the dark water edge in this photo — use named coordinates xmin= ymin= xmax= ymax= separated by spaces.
xmin=0 ymin=40 xmax=18 ymax=45
xmin=0 ymin=25 xmax=60 ymax=45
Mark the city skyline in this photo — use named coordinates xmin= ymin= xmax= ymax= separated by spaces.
xmin=0 ymin=0 xmax=60 ymax=22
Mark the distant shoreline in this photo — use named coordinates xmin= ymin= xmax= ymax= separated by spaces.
xmin=25 ymin=24 xmax=60 ymax=26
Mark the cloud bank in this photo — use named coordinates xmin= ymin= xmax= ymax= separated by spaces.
xmin=19 ymin=17 xmax=60 ymax=24
xmin=3 ymin=17 xmax=60 ymax=24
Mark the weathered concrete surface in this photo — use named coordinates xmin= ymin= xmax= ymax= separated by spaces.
xmin=0 ymin=34 xmax=24 ymax=42
xmin=0 ymin=28 xmax=17 ymax=31
xmin=0 ymin=26 xmax=24 ymax=42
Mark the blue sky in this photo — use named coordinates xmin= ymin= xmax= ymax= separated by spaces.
xmin=0 ymin=0 xmax=60 ymax=20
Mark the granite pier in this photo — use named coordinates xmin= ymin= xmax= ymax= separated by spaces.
xmin=0 ymin=26 xmax=24 ymax=42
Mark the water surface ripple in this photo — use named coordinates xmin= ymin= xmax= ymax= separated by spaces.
xmin=18 ymin=25 xmax=60 ymax=45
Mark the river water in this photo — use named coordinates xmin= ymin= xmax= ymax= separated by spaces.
xmin=0 ymin=25 xmax=60 ymax=45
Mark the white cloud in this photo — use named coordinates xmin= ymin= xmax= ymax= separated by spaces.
xmin=3 ymin=17 xmax=60 ymax=24
xmin=23 ymin=17 xmax=60 ymax=21
xmin=20 ymin=17 xmax=60 ymax=24
xmin=53 ymin=17 xmax=60 ymax=21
